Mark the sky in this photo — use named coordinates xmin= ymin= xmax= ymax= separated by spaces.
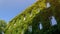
xmin=0 ymin=0 xmax=36 ymax=22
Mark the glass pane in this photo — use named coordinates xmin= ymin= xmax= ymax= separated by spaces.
xmin=39 ymin=23 xmax=43 ymax=30
xmin=46 ymin=2 xmax=51 ymax=8
xmin=28 ymin=26 xmax=32 ymax=32
xmin=51 ymin=16 xmax=57 ymax=26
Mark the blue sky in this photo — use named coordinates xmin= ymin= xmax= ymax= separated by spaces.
xmin=0 ymin=0 xmax=36 ymax=22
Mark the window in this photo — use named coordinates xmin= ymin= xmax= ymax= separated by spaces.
xmin=14 ymin=23 xmax=16 ymax=26
xmin=50 ymin=16 xmax=57 ymax=26
xmin=39 ymin=23 xmax=43 ymax=30
xmin=21 ymin=30 xmax=24 ymax=34
xmin=30 ymin=12 xmax=32 ymax=17
xmin=23 ymin=15 xmax=26 ymax=21
xmin=29 ymin=11 xmax=32 ymax=17
xmin=46 ymin=2 xmax=51 ymax=8
xmin=2 ymin=31 xmax=4 ymax=34
xmin=37 ymin=8 xmax=40 ymax=12
xmin=24 ymin=17 xmax=26 ymax=20
xmin=28 ymin=26 xmax=32 ymax=32
xmin=19 ymin=20 xmax=21 ymax=23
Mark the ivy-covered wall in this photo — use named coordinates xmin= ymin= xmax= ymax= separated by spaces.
xmin=5 ymin=0 xmax=60 ymax=34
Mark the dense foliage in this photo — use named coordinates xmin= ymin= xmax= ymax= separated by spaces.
xmin=0 ymin=20 xmax=7 ymax=34
xmin=3 ymin=0 xmax=60 ymax=34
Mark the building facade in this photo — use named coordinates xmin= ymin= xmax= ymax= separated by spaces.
xmin=5 ymin=0 xmax=60 ymax=34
